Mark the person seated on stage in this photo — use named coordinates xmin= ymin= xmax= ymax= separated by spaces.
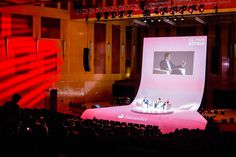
xmin=154 ymin=98 xmax=161 ymax=108
xmin=160 ymin=99 xmax=171 ymax=110
xmin=160 ymin=100 xmax=169 ymax=110
xmin=153 ymin=100 xmax=158 ymax=108
xmin=143 ymin=97 xmax=150 ymax=108
xmin=166 ymin=100 xmax=171 ymax=110
xmin=160 ymin=52 xmax=186 ymax=75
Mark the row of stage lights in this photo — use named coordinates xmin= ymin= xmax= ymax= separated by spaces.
xmin=94 ymin=5 xmax=204 ymax=21
xmin=142 ymin=16 xmax=185 ymax=23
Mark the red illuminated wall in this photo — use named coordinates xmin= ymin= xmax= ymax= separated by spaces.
xmin=0 ymin=37 xmax=61 ymax=108
xmin=11 ymin=14 xmax=33 ymax=37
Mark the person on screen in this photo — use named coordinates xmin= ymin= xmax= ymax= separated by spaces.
xmin=160 ymin=52 xmax=186 ymax=75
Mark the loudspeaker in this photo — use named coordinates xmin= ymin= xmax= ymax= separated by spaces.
xmin=50 ymin=89 xmax=57 ymax=112
xmin=83 ymin=48 xmax=90 ymax=71
xmin=211 ymin=46 xmax=220 ymax=74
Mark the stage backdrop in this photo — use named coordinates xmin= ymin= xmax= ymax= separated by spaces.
xmin=134 ymin=36 xmax=207 ymax=110
xmin=82 ymin=36 xmax=208 ymax=133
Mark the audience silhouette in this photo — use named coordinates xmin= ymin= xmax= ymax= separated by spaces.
xmin=2 ymin=93 xmax=21 ymax=136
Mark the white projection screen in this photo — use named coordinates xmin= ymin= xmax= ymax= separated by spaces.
xmin=82 ymin=36 xmax=208 ymax=133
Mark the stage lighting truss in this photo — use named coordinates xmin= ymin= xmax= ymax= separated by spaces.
xmin=76 ymin=2 xmax=208 ymax=21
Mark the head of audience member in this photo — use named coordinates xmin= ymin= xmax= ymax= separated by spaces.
xmin=12 ymin=93 xmax=22 ymax=104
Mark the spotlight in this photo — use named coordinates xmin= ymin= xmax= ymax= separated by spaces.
xmin=96 ymin=12 xmax=102 ymax=21
xmin=159 ymin=7 xmax=168 ymax=15
xmin=188 ymin=5 xmax=197 ymax=14
xmin=169 ymin=8 xmax=175 ymax=15
xmin=179 ymin=6 xmax=186 ymax=14
xmin=142 ymin=9 xmax=150 ymax=17
xmin=157 ymin=18 xmax=161 ymax=22
xmin=189 ymin=7 xmax=193 ymax=14
xmin=118 ymin=11 xmax=124 ymax=18
xmin=154 ymin=8 xmax=159 ymax=14
xmin=163 ymin=7 xmax=168 ymax=13
xmin=150 ymin=19 xmax=154 ymax=23
xmin=127 ymin=10 xmax=133 ymax=17
xmin=160 ymin=8 xmax=165 ymax=15
xmin=103 ymin=12 xmax=109 ymax=19
xmin=181 ymin=17 xmax=184 ymax=21
xmin=199 ymin=4 xmax=204 ymax=13
xmin=173 ymin=17 xmax=177 ymax=21
xmin=111 ymin=11 xmax=117 ymax=18
xmin=144 ymin=19 xmax=147 ymax=23
xmin=179 ymin=8 xmax=183 ymax=14
xmin=173 ymin=6 xmax=178 ymax=12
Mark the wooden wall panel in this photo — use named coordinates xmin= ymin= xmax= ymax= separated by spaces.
xmin=112 ymin=25 xmax=120 ymax=73
xmin=94 ymin=23 xmax=106 ymax=74
xmin=125 ymin=26 xmax=132 ymax=72
xmin=41 ymin=17 xmax=60 ymax=39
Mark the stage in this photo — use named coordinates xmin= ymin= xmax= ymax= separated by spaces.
xmin=81 ymin=105 xmax=207 ymax=134
xmin=82 ymin=36 xmax=208 ymax=134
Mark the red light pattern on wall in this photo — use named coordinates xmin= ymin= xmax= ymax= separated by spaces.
xmin=0 ymin=37 xmax=62 ymax=108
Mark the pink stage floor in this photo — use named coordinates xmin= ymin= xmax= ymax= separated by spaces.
xmin=81 ymin=105 xmax=207 ymax=134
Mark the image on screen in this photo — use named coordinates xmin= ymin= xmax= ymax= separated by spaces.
xmin=153 ymin=51 xmax=194 ymax=75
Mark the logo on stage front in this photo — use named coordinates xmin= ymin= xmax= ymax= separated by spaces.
xmin=118 ymin=114 xmax=147 ymax=122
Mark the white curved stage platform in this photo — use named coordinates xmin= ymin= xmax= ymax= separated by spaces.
xmin=81 ymin=36 xmax=208 ymax=133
